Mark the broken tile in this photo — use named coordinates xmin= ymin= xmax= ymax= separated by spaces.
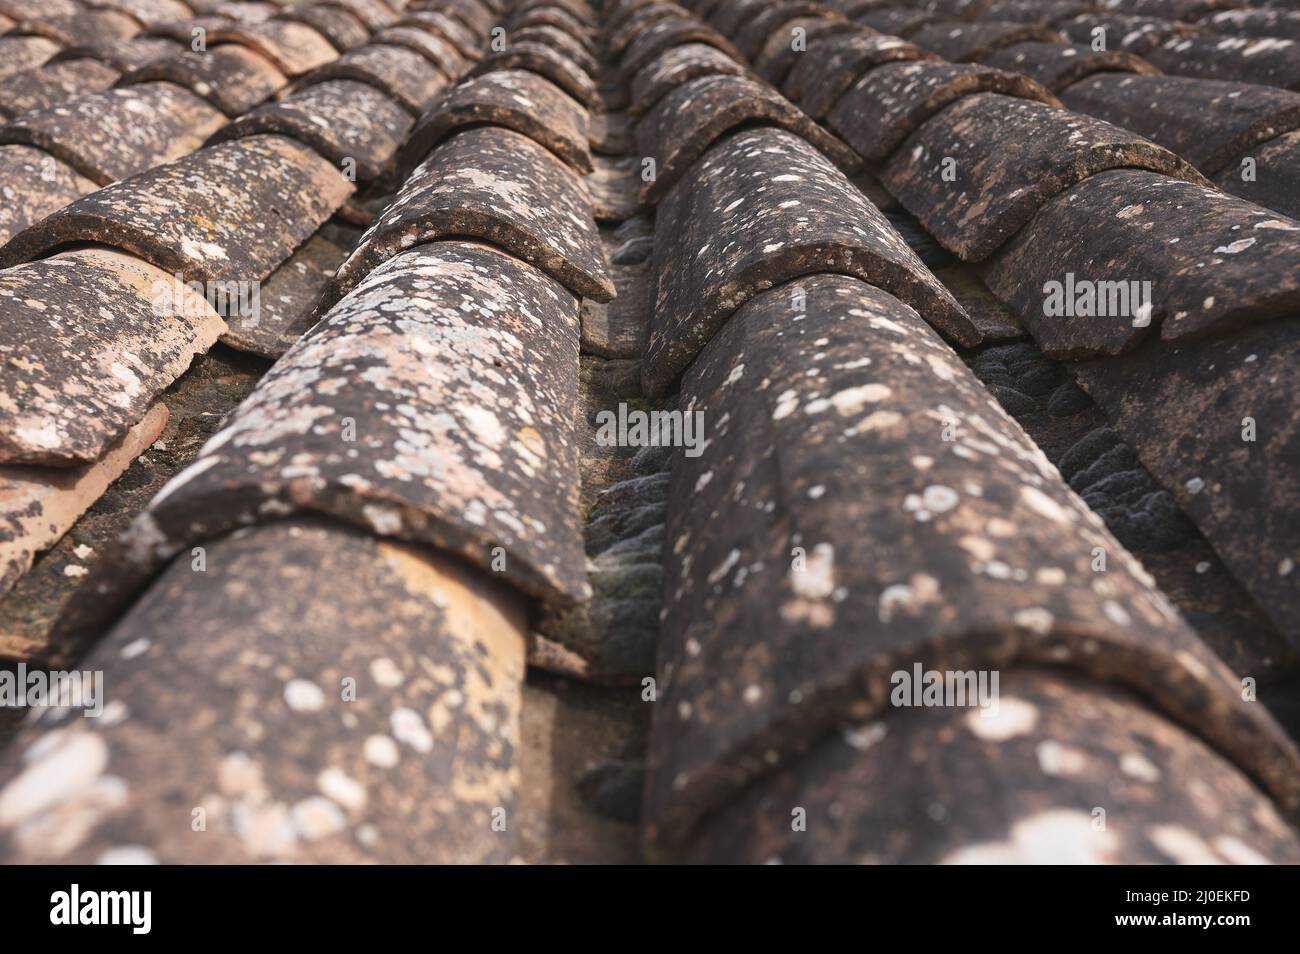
xmin=643 ymin=127 xmax=974 ymax=396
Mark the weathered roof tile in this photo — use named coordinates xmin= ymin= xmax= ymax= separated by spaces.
xmin=636 ymin=73 xmax=862 ymax=203
xmin=396 ymin=69 xmax=593 ymax=176
xmin=0 ymin=134 xmax=353 ymax=285
xmin=210 ymin=78 xmax=413 ymax=182
xmin=119 ymin=44 xmax=288 ymax=117
xmin=643 ymin=127 xmax=974 ymax=396
xmin=880 ymin=93 xmax=1209 ymax=261
xmin=827 ymin=61 xmax=1060 ymax=163
xmin=0 ymin=248 xmax=223 ymax=466
xmin=328 ymin=126 xmax=613 ymax=307
xmin=127 ymin=241 xmax=590 ymax=606
xmin=0 ymin=82 xmax=227 ymax=186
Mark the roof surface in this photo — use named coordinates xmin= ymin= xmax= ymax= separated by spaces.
xmin=0 ymin=0 xmax=1297 ymax=864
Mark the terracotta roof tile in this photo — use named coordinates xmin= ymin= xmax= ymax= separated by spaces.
xmin=1 ymin=0 xmax=1298 ymax=867
xmin=0 ymin=249 xmax=223 ymax=466
xmin=0 ymin=82 xmax=227 ymax=185
xmin=0 ymin=134 xmax=352 ymax=283
xmin=119 ymin=43 xmax=288 ymax=116
xmin=328 ymin=125 xmax=613 ymax=305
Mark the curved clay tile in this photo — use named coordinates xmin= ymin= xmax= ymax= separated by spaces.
xmin=509 ymin=5 xmax=597 ymax=55
xmin=0 ymin=406 xmax=168 ymax=600
xmin=985 ymin=169 xmax=1300 ymax=354
xmin=0 ymin=517 xmax=529 ymax=863
xmin=1204 ymin=8 xmax=1300 ymax=43
xmin=300 ymin=43 xmax=451 ymax=114
xmin=508 ymin=24 xmax=599 ymax=75
xmin=1145 ymin=34 xmax=1300 ymax=90
xmin=275 ymin=4 xmax=371 ymax=52
xmin=0 ymin=59 xmax=122 ymax=119
xmin=473 ymin=42 xmax=599 ymax=106
xmin=0 ymin=144 xmax=96 ymax=246
xmin=11 ymin=11 xmax=141 ymax=47
xmin=119 ymin=44 xmax=288 ymax=116
xmin=681 ymin=668 xmax=1300 ymax=863
xmin=439 ymin=0 xmax=497 ymax=40
xmin=82 ymin=0 xmax=196 ymax=27
xmin=0 ymin=134 xmax=352 ymax=284
xmin=731 ymin=2 xmax=844 ymax=61
xmin=317 ymin=0 xmax=398 ymax=31
xmin=786 ymin=33 xmax=943 ymax=119
xmin=209 ymin=78 xmax=413 ymax=182
xmin=827 ymin=60 xmax=1061 ymax=162
xmin=984 ymin=40 xmax=1158 ymax=93
xmin=1060 ymin=73 xmax=1300 ymax=176
xmin=396 ymin=69 xmax=593 ymax=176
xmin=879 ymin=93 xmax=1209 ymax=261
xmin=755 ymin=16 xmax=858 ymax=87
xmin=126 ymin=241 xmax=591 ymax=607
xmin=53 ymin=36 xmax=183 ymax=72
xmin=641 ymin=127 xmax=974 ymax=397
xmin=1073 ymin=318 xmax=1300 ymax=642
xmin=327 ymin=126 xmax=613 ymax=306
xmin=608 ymin=2 xmax=688 ymax=58
xmin=642 ymin=272 xmax=1300 ymax=850
xmin=371 ymin=25 xmax=470 ymax=78
xmin=1215 ymin=128 xmax=1300 ymax=219
xmin=1057 ymin=13 xmax=1201 ymax=56
xmin=0 ymin=248 xmax=222 ymax=466
xmin=635 ymin=73 xmax=862 ymax=203
xmin=857 ymin=7 xmax=943 ymax=37
xmin=0 ymin=37 xmax=63 ymax=82
xmin=0 ymin=81 xmax=226 ymax=185
xmin=979 ymin=0 xmax=1093 ymax=26
xmin=619 ymin=17 xmax=741 ymax=79
xmin=397 ymin=10 xmax=483 ymax=59
xmin=207 ymin=19 xmax=337 ymax=75
xmin=628 ymin=41 xmax=750 ymax=116
xmin=909 ymin=19 xmax=1068 ymax=62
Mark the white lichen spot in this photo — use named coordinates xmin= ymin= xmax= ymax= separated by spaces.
xmin=966 ymin=697 xmax=1038 ymax=741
